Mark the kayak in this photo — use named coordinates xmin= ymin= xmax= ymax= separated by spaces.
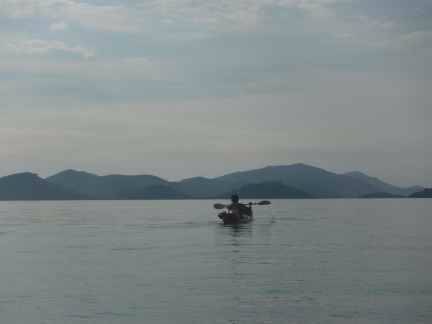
xmin=218 ymin=207 xmax=253 ymax=225
xmin=218 ymin=211 xmax=253 ymax=224
xmin=214 ymin=201 xmax=270 ymax=225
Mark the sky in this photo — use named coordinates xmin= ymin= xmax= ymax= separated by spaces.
xmin=0 ymin=0 xmax=431 ymax=186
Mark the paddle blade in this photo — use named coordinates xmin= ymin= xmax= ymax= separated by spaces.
xmin=257 ymin=200 xmax=271 ymax=206
xmin=213 ymin=203 xmax=227 ymax=210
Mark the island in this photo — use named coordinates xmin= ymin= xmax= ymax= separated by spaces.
xmin=410 ymin=188 xmax=432 ymax=198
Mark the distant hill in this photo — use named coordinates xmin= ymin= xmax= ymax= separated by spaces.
xmin=46 ymin=165 xmax=423 ymax=200
xmin=361 ymin=192 xmax=405 ymax=199
xmin=344 ymin=171 xmax=421 ymax=196
xmin=0 ymin=164 xmax=422 ymax=201
xmin=0 ymin=173 xmax=86 ymax=200
xmin=410 ymin=188 xmax=432 ymax=198
xmin=222 ymin=181 xmax=313 ymax=199
xmin=211 ymin=164 xmax=423 ymax=198
xmin=212 ymin=164 xmax=380 ymax=198
xmin=46 ymin=169 xmax=170 ymax=199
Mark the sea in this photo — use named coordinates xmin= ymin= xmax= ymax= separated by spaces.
xmin=0 ymin=199 xmax=431 ymax=324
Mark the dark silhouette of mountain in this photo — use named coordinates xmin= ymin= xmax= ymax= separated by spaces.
xmin=46 ymin=165 xmax=422 ymax=199
xmin=46 ymin=169 xmax=169 ymax=199
xmin=211 ymin=164 xmax=379 ymax=198
xmin=211 ymin=164 xmax=424 ymax=198
xmin=344 ymin=171 xmax=422 ymax=196
xmin=125 ymin=185 xmax=189 ymax=200
xmin=0 ymin=163 xmax=418 ymax=201
xmin=0 ymin=173 xmax=86 ymax=200
xmin=361 ymin=192 xmax=405 ymax=199
xmin=410 ymin=188 xmax=432 ymax=198
xmin=222 ymin=181 xmax=313 ymax=199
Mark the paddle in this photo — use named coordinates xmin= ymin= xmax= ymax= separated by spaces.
xmin=213 ymin=200 xmax=271 ymax=210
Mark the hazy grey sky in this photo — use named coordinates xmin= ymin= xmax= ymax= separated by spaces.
xmin=0 ymin=0 xmax=431 ymax=186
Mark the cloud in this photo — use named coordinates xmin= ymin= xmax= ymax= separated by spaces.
xmin=134 ymin=0 xmax=333 ymax=32
xmin=0 ymin=0 xmax=139 ymax=32
xmin=0 ymin=0 xmax=355 ymax=34
xmin=0 ymin=0 xmax=277 ymax=33
xmin=1 ymin=0 xmax=428 ymax=42
xmin=0 ymin=0 xmax=430 ymax=185
xmin=50 ymin=21 xmax=68 ymax=31
xmin=4 ymin=39 xmax=94 ymax=59
xmin=0 ymin=56 xmax=169 ymax=81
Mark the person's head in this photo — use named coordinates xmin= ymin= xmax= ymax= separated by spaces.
xmin=231 ymin=194 xmax=239 ymax=203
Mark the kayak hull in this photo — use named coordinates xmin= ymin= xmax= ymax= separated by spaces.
xmin=218 ymin=210 xmax=253 ymax=225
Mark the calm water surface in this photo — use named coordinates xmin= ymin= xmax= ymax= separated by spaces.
xmin=0 ymin=200 xmax=431 ymax=323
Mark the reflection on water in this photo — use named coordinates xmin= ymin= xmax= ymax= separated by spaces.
xmin=223 ymin=223 xmax=253 ymax=238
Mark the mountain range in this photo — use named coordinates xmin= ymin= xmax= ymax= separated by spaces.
xmin=410 ymin=188 xmax=432 ymax=198
xmin=0 ymin=173 xmax=87 ymax=200
xmin=0 ymin=163 xmax=425 ymax=201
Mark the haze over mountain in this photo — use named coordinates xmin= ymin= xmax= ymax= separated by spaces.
xmin=0 ymin=163 xmax=422 ymax=201
xmin=344 ymin=172 xmax=423 ymax=197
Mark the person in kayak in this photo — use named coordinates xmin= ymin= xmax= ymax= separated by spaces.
xmin=227 ymin=194 xmax=252 ymax=220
